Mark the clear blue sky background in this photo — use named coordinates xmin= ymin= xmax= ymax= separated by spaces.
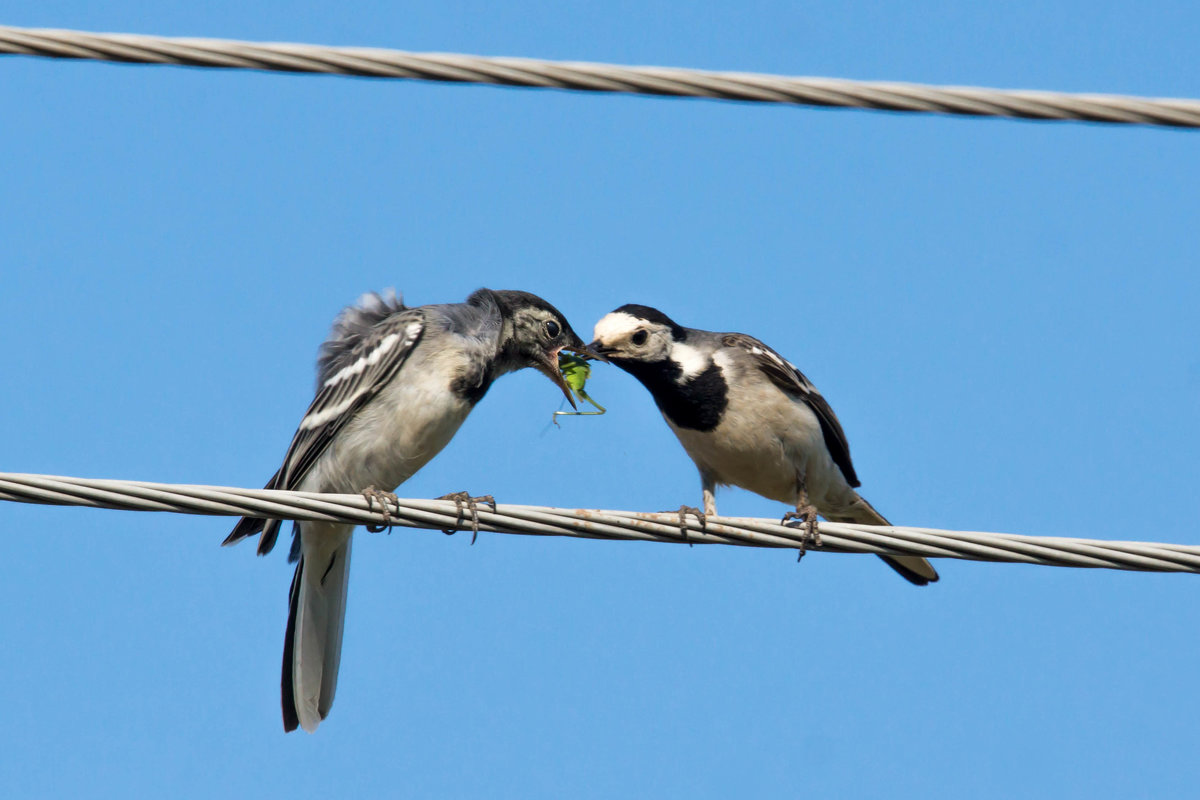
xmin=2 ymin=2 xmax=1198 ymax=797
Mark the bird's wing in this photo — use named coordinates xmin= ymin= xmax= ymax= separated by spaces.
xmin=223 ymin=309 xmax=426 ymax=555
xmin=276 ymin=310 xmax=426 ymax=490
xmin=721 ymin=332 xmax=861 ymax=488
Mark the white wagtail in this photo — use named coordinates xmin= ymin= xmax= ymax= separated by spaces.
xmin=589 ymin=305 xmax=938 ymax=586
xmin=225 ymin=288 xmax=591 ymax=732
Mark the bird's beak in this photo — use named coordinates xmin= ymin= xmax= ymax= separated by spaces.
xmin=566 ymin=337 xmax=608 ymax=362
xmin=586 ymin=339 xmax=617 ymax=360
xmin=540 ymin=348 xmax=578 ymax=409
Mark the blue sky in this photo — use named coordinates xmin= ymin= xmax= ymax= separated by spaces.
xmin=2 ymin=2 xmax=1199 ymax=797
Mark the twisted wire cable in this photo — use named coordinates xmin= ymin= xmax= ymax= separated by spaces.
xmin=2 ymin=472 xmax=1197 ymax=574
xmin=1 ymin=25 xmax=1199 ymax=128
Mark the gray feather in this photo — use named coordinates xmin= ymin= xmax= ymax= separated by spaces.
xmin=316 ymin=290 xmax=407 ymax=388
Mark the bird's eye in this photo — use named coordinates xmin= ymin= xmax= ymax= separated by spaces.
xmin=631 ymin=329 xmax=648 ymax=346
xmin=544 ymin=320 xmax=561 ymax=338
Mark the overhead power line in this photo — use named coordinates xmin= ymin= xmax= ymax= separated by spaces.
xmin=2 ymin=472 xmax=1197 ymax=574
xmin=1 ymin=24 xmax=1198 ymax=128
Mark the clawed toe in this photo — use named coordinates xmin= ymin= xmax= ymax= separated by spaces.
xmin=669 ymin=505 xmax=706 ymax=546
xmin=781 ymin=505 xmax=821 ymax=562
xmin=363 ymin=486 xmax=400 ymax=533
xmin=437 ymin=491 xmax=497 ymax=545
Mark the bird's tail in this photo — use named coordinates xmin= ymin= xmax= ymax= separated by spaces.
xmin=824 ymin=495 xmax=939 ymax=586
xmin=282 ymin=522 xmax=353 ymax=733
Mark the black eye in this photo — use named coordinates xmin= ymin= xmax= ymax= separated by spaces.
xmin=631 ymin=329 xmax=648 ymax=346
xmin=544 ymin=319 xmax=561 ymax=338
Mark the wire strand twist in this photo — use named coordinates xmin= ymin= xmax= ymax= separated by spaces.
xmin=2 ymin=472 xmax=1197 ymax=574
xmin=2 ymin=25 xmax=1199 ymax=128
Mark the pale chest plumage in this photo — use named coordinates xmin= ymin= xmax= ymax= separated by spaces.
xmin=298 ymin=343 xmax=480 ymax=494
xmin=666 ymin=350 xmax=857 ymax=511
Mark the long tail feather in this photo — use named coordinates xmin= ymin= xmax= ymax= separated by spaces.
xmin=825 ymin=495 xmax=939 ymax=586
xmin=281 ymin=522 xmax=353 ymax=732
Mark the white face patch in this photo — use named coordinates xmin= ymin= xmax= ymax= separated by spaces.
xmin=592 ymin=312 xmax=642 ymax=344
xmin=671 ymin=342 xmax=709 ymax=381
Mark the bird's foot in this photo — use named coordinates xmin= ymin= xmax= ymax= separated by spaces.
xmin=667 ymin=505 xmax=707 ymax=546
xmin=437 ymin=491 xmax=497 ymax=545
xmin=782 ymin=505 xmax=821 ymax=562
xmin=362 ymin=486 xmax=400 ymax=533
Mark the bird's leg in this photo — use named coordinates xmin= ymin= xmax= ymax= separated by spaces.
xmin=702 ymin=476 xmax=718 ymax=518
xmin=362 ymin=486 xmax=400 ymax=533
xmin=781 ymin=475 xmax=821 ymax=562
xmin=436 ymin=491 xmax=497 ymax=545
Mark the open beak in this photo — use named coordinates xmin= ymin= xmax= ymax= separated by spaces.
xmin=540 ymin=348 xmax=578 ymax=409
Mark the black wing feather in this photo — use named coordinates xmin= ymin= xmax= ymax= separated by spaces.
xmin=721 ymin=333 xmax=861 ymax=488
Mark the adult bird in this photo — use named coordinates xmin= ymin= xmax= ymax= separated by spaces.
xmin=225 ymin=288 xmax=591 ymax=732
xmin=589 ymin=304 xmax=938 ymax=586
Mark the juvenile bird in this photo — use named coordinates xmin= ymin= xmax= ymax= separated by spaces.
xmin=225 ymin=288 xmax=590 ymax=732
xmin=589 ymin=305 xmax=938 ymax=586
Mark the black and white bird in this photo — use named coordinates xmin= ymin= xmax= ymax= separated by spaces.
xmin=225 ymin=288 xmax=590 ymax=732
xmin=589 ymin=305 xmax=938 ymax=586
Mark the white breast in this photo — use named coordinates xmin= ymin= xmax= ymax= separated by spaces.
xmin=668 ymin=357 xmax=855 ymax=509
xmin=299 ymin=346 xmax=476 ymax=494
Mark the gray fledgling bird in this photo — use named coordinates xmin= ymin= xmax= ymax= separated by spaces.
xmin=589 ymin=305 xmax=938 ymax=586
xmin=225 ymin=288 xmax=590 ymax=732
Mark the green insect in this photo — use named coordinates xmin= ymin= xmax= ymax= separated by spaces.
xmin=553 ymin=352 xmax=607 ymax=425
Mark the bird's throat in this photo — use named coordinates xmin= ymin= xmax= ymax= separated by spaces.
xmin=616 ymin=357 xmax=728 ymax=431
